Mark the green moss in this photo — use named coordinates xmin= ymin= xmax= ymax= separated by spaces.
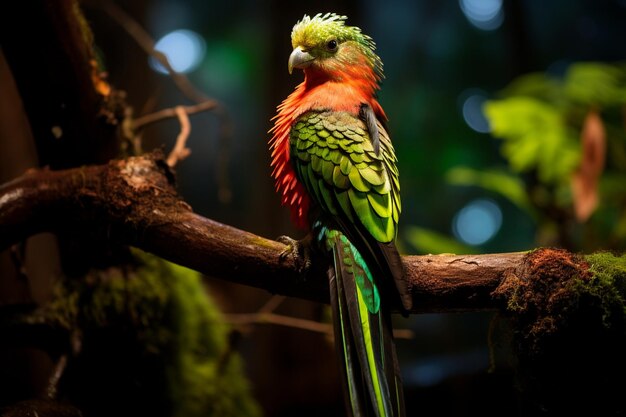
xmin=47 ymin=250 xmax=261 ymax=417
xmin=250 ymin=235 xmax=280 ymax=249
xmin=580 ymin=252 xmax=626 ymax=327
xmin=164 ymin=257 xmax=260 ymax=417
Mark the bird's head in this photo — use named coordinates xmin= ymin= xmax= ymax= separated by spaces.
xmin=288 ymin=13 xmax=383 ymax=82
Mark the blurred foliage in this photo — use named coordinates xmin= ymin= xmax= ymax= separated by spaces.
xmin=484 ymin=97 xmax=580 ymax=183
xmin=446 ymin=167 xmax=534 ymax=216
xmin=47 ymin=250 xmax=260 ymax=417
xmin=405 ymin=226 xmax=476 ymax=255
xmin=451 ymin=62 xmax=626 ymax=252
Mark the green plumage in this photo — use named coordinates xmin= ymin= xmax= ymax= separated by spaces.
xmin=321 ymin=226 xmax=404 ymax=417
xmin=291 ymin=110 xmax=401 ymax=244
xmin=294 ymin=109 xmax=407 ymax=417
xmin=324 ymin=229 xmax=380 ymax=313
xmin=281 ymin=13 xmax=409 ymax=417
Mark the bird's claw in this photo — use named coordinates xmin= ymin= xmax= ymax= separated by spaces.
xmin=277 ymin=235 xmax=312 ymax=275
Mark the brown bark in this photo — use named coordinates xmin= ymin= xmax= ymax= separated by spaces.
xmin=0 ymin=152 xmax=529 ymax=313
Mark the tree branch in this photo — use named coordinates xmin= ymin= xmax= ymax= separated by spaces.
xmin=0 ymin=152 xmax=528 ymax=313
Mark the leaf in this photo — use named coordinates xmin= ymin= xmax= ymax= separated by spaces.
xmin=564 ymin=62 xmax=626 ymax=106
xmin=499 ymin=72 xmax=562 ymax=102
xmin=484 ymin=97 xmax=580 ymax=183
xmin=571 ymin=110 xmax=607 ymax=222
xmin=446 ymin=166 xmax=535 ymax=216
xmin=405 ymin=226 xmax=476 ymax=255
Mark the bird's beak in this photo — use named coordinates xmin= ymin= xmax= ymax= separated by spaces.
xmin=288 ymin=46 xmax=315 ymax=74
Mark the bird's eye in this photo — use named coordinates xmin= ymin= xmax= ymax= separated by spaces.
xmin=326 ymin=39 xmax=338 ymax=51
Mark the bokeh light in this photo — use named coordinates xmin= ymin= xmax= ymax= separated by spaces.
xmin=150 ymin=29 xmax=206 ymax=74
xmin=459 ymin=0 xmax=504 ymax=31
xmin=452 ymin=198 xmax=502 ymax=245
xmin=459 ymin=89 xmax=490 ymax=133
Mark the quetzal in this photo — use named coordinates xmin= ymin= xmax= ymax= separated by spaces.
xmin=269 ymin=13 xmax=411 ymax=417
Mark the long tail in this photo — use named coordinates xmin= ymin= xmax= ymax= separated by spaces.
xmin=325 ymin=230 xmax=405 ymax=417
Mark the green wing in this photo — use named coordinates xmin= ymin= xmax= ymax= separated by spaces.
xmin=290 ymin=110 xmax=401 ymax=244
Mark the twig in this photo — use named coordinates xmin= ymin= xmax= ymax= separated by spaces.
xmin=225 ymin=312 xmax=414 ymax=339
xmin=232 ymin=294 xmax=414 ymax=338
xmin=166 ymin=106 xmax=191 ymax=167
xmin=226 ymin=312 xmax=332 ymax=334
xmin=46 ymin=354 xmax=68 ymax=399
xmin=123 ymin=90 xmax=163 ymax=156
xmin=226 ymin=295 xmax=326 ymax=334
xmin=96 ymin=0 xmax=206 ymax=103
xmin=133 ymin=102 xmax=221 ymax=167
xmin=258 ymin=295 xmax=286 ymax=314
xmin=132 ymin=101 xmax=219 ymax=131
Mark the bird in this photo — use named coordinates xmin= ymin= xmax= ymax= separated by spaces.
xmin=269 ymin=13 xmax=411 ymax=417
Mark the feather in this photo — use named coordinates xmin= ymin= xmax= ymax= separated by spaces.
xmin=326 ymin=230 xmax=405 ymax=417
xmin=360 ymin=104 xmax=380 ymax=156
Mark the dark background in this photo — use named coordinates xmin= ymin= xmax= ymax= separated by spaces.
xmin=2 ymin=1 xmax=626 ymax=416
xmin=82 ymin=1 xmax=626 ymax=415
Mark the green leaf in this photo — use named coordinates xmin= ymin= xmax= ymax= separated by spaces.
xmin=564 ymin=62 xmax=626 ymax=106
xmin=446 ymin=166 xmax=535 ymax=216
xmin=405 ymin=226 xmax=476 ymax=255
xmin=499 ymin=72 xmax=562 ymax=102
xmin=484 ymin=97 xmax=580 ymax=183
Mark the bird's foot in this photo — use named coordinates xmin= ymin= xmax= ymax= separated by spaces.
xmin=276 ymin=235 xmax=313 ymax=275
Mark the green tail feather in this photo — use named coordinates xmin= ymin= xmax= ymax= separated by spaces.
xmin=325 ymin=229 xmax=406 ymax=417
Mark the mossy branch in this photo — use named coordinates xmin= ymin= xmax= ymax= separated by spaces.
xmin=4 ymin=152 xmax=621 ymax=316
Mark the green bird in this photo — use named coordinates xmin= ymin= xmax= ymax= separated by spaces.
xmin=269 ymin=13 xmax=411 ymax=417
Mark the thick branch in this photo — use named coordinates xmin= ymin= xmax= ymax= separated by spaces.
xmin=0 ymin=153 xmax=525 ymax=313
